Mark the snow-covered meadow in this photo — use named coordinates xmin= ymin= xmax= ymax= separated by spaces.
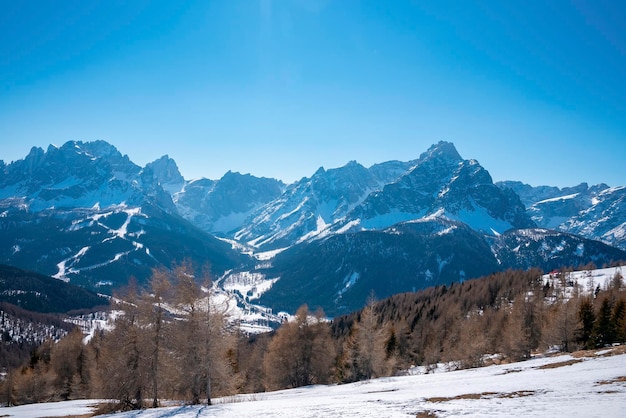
xmin=4 ymin=348 xmax=625 ymax=418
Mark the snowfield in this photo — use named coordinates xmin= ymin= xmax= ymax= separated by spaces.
xmin=4 ymin=349 xmax=625 ymax=418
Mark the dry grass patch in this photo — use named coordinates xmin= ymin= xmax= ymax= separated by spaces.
xmin=426 ymin=392 xmax=495 ymax=402
xmin=572 ymin=345 xmax=626 ymax=358
xmin=42 ymin=415 xmax=93 ymax=418
xmin=416 ymin=411 xmax=439 ymax=418
xmin=536 ymin=359 xmax=582 ymax=370
xmin=497 ymin=390 xmax=536 ymax=398
xmin=425 ymin=390 xmax=535 ymax=403
xmin=596 ymin=376 xmax=626 ymax=386
xmin=500 ymin=368 xmax=522 ymax=375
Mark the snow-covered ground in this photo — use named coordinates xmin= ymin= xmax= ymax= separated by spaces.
xmin=4 ymin=348 xmax=625 ymax=418
xmin=542 ymin=265 xmax=624 ymax=300
xmin=0 ymin=399 xmax=101 ymax=418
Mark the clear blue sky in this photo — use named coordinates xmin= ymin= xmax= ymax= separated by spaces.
xmin=1 ymin=1 xmax=624 ymax=187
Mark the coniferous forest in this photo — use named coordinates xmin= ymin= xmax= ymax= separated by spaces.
xmin=1 ymin=263 xmax=625 ymax=412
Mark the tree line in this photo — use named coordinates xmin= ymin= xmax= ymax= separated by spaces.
xmin=1 ymin=264 xmax=625 ymax=411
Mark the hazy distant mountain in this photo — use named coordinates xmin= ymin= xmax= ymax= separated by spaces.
xmin=497 ymin=181 xmax=626 ymax=250
xmin=173 ymin=171 xmax=285 ymax=235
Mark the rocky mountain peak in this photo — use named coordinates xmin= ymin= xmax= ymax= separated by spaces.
xmin=0 ymin=140 xmax=176 ymax=212
xmin=145 ymin=155 xmax=185 ymax=190
xmin=420 ymin=141 xmax=462 ymax=163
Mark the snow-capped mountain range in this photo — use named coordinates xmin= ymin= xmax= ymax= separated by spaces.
xmin=1 ymin=140 xmax=625 ymax=316
xmin=497 ymin=181 xmax=626 ymax=250
xmin=0 ymin=141 xmax=250 ymax=291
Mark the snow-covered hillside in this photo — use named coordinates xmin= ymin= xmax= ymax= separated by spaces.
xmin=542 ymin=265 xmax=624 ymax=300
xmin=5 ymin=348 xmax=625 ymax=417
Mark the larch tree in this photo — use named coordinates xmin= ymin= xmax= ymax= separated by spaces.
xmin=98 ymin=280 xmax=146 ymax=410
xmin=263 ymin=305 xmax=335 ymax=390
xmin=140 ymin=268 xmax=173 ymax=408
xmin=343 ymin=300 xmax=395 ymax=381
xmin=172 ymin=263 xmax=236 ymax=405
xmin=49 ymin=327 xmax=90 ymax=400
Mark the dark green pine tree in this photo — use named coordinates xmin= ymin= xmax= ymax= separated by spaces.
xmin=612 ymin=299 xmax=626 ymax=343
xmin=594 ymin=298 xmax=615 ymax=347
xmin=577 ymin=298 xmax=596 ymax=349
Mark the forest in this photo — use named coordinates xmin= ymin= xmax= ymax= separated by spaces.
xmin=1 ymin=263 xmax=625 ymax=413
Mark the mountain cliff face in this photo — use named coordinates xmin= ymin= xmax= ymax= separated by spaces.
xmin=558 ymin=186 xmax=626 ymax=250
xmin=145 ymin=155 xmax=186 ymax=195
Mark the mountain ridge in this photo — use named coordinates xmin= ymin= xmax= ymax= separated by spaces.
xmin=1 ymin=139 xmax=625 ymax=316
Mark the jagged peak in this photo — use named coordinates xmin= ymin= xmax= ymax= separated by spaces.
xmin=22 ymin=146 xmax=46 ymax=171
xmin=77 ymin=140 xmax=123 ymax=158
xmin=151 ymin=154 xmax=174 ymax=163
xmin=330 ymin=160 xmax=368 ymax=174
xmin=147 ymin=154 xmax=181 ymax=171
xmin=146 ymin=154 xmax=185 ymax=186
xmin=50 ymin=140 xmax=124 ymax=162
xmin=221 ymin=170 xmax=245 ymax=178
xmin=313 ymin=166 xmax=326 ymax=176
xmin=26 ymin=146 xmax=45 ymax=159
xmin=420 ymin=141 xmax=462 ymax=163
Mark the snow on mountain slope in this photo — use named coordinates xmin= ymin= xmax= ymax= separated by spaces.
xmin=234 ymin=141 xmax=534 ymax=252
xmin=0 ymin=140 xmax=175 ymax=212
xmin=24 ymin=348 xmax=623 ymax=418
xmin=498 ymin=181 xmax=626 ymax=250
xmin=234 ymin=161 xmax=384 ymax=249
xmin=491 ymin=228 xmax=626 ymax=272
xmin=51 ymin=204 xmax=149 ymax=281
xmin=333 ymin=142 xmax=533 ymax=237
xmin=496 ymin=181 xmax=598 ymax=207
xmin=558 ymin=186 xmax=626 ymax=250
xmin=170 ymin=171 xmax=284 ymax=235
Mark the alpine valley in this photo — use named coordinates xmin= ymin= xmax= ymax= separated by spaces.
xmin=1 ymin=140 xmax=625 ymax=319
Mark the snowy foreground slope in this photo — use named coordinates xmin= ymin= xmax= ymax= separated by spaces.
xmin=5 ymin=349 xmax=626 ymax=418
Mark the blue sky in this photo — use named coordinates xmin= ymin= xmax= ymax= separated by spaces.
xmin=1 ymin=0 xmax=624 ymax=187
